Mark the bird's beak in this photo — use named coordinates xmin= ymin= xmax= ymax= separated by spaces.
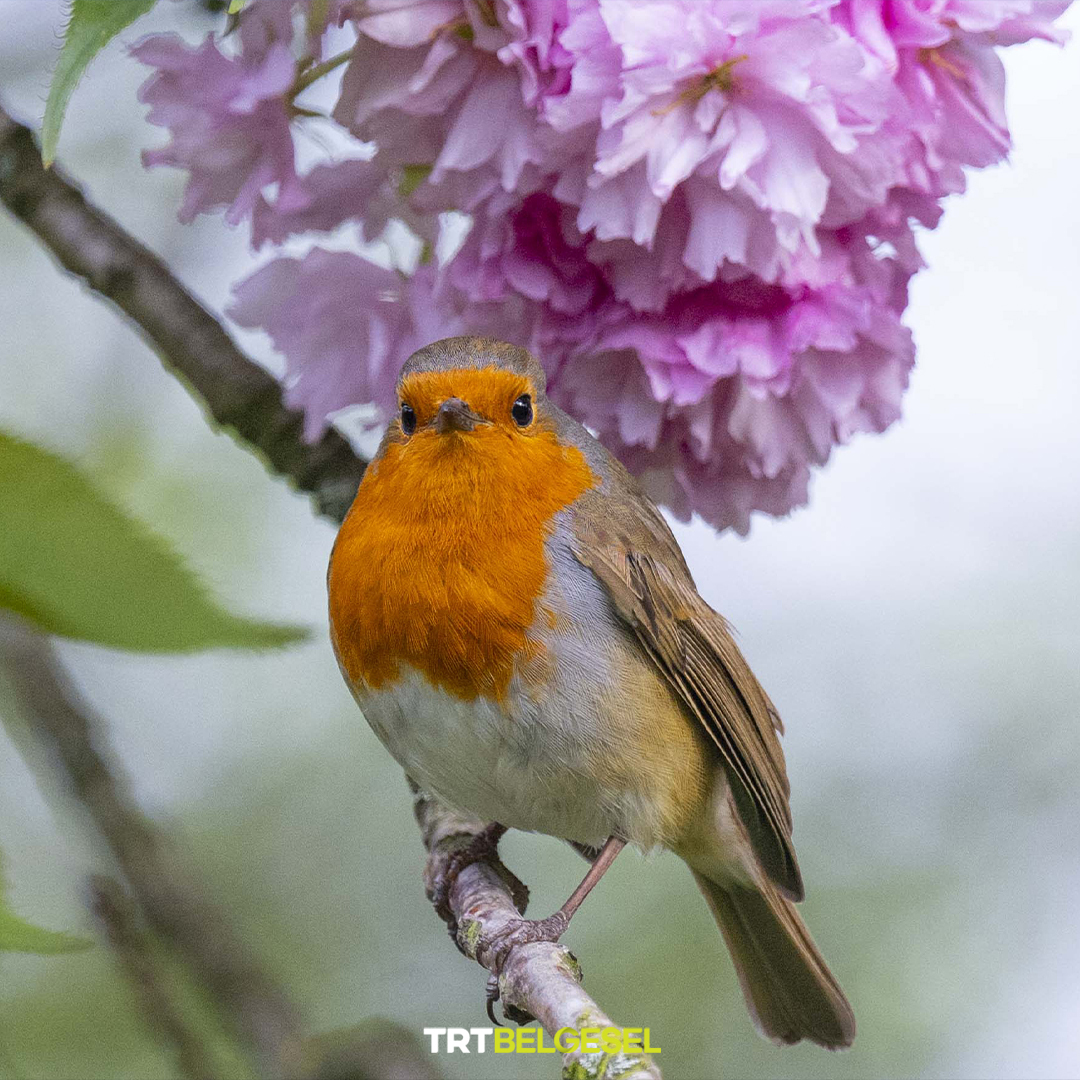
xmin=434 ymin=397 xmax=486 ymax=434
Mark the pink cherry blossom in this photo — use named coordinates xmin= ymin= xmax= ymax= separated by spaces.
xmin=134 ymin=0 xmax=319 ymax=224
xmin=416 ymin=189 xmax=916 ymax=531
xmin=835 ymin=0 xmax=1072 ymax=195
xmin=138 ymin=0 xmax=1072 ymax=530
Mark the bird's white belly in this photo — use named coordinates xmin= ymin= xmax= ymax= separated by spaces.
xmin=354 ymin=665 xmax=618 ymax=846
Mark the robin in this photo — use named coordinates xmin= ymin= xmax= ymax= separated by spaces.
xmin=328 ymin=337 xmax=855 ymax=1049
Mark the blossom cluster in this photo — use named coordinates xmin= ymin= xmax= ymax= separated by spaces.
xmin=135 ymin=0 xmax=1070 ymax=531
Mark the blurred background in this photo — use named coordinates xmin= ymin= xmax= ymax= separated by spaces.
xmin=1 ymin=3 xmax=1078 ymax=1078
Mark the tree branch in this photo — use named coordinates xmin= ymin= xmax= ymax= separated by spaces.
xmin=89 ymin=875 xmax=221 ymax=1080
xmin=0 ymin=619 xmax=306 ymax=1080
xmin=0 ymin=103 xmax=365 ymax=523
xmin=0 ymin=103 xmax=661 ymax=1079
xmin=414 ymin=790 xmax=660 ymax=1079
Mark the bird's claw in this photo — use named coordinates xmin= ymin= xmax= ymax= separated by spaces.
xmin=480 ymin=912 xmax=571 ymax=979
xmin=427 ymin=823 xmax=508 ymax=930
xmin=486 ymin=977 xmax=536 ymax=1026
xmin=482 ymin=912 xmax=576 ymax=1025
xmin=484 ymin=973 xmax=505 ymax=1025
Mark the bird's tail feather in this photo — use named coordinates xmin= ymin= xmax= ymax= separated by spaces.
xmin=692 ymin=870 xmax=855 ymax=1050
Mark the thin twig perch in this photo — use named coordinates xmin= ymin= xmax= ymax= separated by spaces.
xmin=414 ymin=790 xmax=661 ymax=1078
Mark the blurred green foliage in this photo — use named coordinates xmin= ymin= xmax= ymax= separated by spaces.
xmin=0 ymin=430 xmax=307 ymax=652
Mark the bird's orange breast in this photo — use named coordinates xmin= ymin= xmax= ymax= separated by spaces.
xmin=328 ymin=372 xmax=597 ymax=703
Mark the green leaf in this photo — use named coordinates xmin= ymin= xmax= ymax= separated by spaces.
xmin=42 ymin=0 xmax=159 ymax=166
xmin=0 ymin=852 xmax=91 ymax=956
xmin=0 ymin=431 xmax=307 ymax=652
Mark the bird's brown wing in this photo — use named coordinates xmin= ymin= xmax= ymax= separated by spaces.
xmin=572 ymin=492 xmax=803 ymax=901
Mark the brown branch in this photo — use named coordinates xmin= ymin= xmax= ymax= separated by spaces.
xmin=0 ymin=103 xmax=366 ymax=523
xmin=89 ymin=876 xmax=220 ymax=1080
xmin=0 ymin=102 xmax=661 ymax=1079
xmin=0 ymin=619 xmax=306 ymax=1080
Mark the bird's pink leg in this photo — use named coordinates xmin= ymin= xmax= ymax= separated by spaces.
xmin=482 ymin=836 xmax=627 ymax=1021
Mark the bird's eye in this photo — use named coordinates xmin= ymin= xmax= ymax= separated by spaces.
xmin=400 ymin=403 xmax=416 ymax=435
xmin=512 ymin=394 xmax=533 ymax=427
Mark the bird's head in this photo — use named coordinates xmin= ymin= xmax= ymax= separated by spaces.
xmin=348 ymin=335 xmax=597 ymax=550
xmin=390 ymin=336 xmax=548 ymax=450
